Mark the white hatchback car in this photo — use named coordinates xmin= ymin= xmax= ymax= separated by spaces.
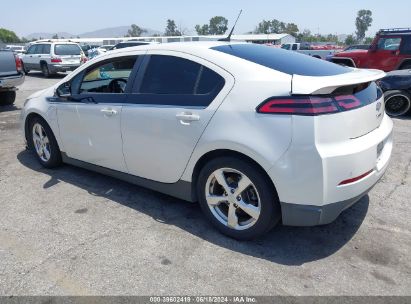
xmin=21 ymin=42 xmax=393 ymax=240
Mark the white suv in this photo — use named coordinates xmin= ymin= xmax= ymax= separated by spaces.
xmin=21 ymin=41 xmax=85 ymax=77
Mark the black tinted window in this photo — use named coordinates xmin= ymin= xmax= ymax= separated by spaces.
xmin=54 ymin=44 xmax=81 ymax=55
xmin=400 ymin=36 xmax=411 ymax=55
xmin=212 ymin=44 xmax=350 ymax=76
xmin=197 ymin=66 xmax=225 ymax=94
xmin=140 ymin=55 xmax=201 ymax=94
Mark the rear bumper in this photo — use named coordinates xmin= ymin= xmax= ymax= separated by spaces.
xmin=269 ymin=113 xmax=393 ymax=226
xmin=49 ymin=64 xmax=80 ymax=73
xmin=280 ymin=180 xmax=378 ymax=226
xmin=0 ymin=73 xmax=24 ymax=90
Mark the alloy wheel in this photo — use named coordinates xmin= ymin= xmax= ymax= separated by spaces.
xmin=32 ymin=123 xmax=51 ymax=162
xmin=205 ymin=168 xmax=261 ymax=230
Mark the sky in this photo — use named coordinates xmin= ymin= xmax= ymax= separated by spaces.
xmin=1 ymin=0 xmax=410 ymax=37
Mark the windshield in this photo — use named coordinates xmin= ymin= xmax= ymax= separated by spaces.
xmin=54 ymin=44 xmax=81 ymax=55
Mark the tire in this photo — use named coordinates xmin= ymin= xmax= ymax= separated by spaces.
xmin=41 ymin=62 xmax=50 ymax=78
xmin=384 ymin=90 xmax=411 ymax=117
xmin=22 ymin=62 xmax=30 ymax=74
xmin=0 ymin=91 xmax=16 ymax=106
xmin=197 ymin=156 xmax=281 ymax=240
xmin=28 ymin=116 xmax=62 ymax=168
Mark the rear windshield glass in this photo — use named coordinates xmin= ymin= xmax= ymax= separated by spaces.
xmin=211 ymin=44 xmax=350 ymax=76
xmin=54 ymin=44 xmax=81 ymax=55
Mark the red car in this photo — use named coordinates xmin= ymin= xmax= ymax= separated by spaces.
xmin=332 ymin=28 xmax=411 ymax=71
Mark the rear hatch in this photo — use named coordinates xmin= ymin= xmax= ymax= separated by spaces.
xmin=0 ymin=50 xmax=18 ymax=77
xmin=292 ymin=68 xmax=386 ymax=139
xmin=54 ymin=44 xmax=82 ymax=65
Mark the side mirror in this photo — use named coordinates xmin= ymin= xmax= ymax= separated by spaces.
xmin=369 ymin=45 xmax=377 ymax=52
xmin=56 ymin=82 xmax=71 ymax=98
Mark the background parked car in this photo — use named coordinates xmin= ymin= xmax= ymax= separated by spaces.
xmin=378 ymin=69 xmax=411 ymax=117
xmin=110 ymin=41 xmax=153 ymax=50
xmin=4 ymin=45 xmax=26 ymax=56
xmin=281 ymin=42 xmax=341 ymax=59
xmin=0 ymin=49 xmax=24 ymax=106
xmin=326 ymin=44 xmax=370 ymax=61
xmin=21 ymin=41 xmax=85 ymax=77
xmin=331 ymin=28 xmax=411 ymax=71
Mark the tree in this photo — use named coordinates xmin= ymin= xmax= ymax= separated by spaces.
xmin=345 ymin=34 xmax=357 ymax=45
xmin=255 ymin=20 xmax=271 ymax=34
xmin=127 ymin=24 xmax=146 ymax=37
xmin=254 ymin=19 xmax=298 ymax=36
xmin=355 ymin=9 xmax=373 ymax=42
xmin=364 ymin=37 xmax=374 ymax=44
xmin=195 ymin=16 xmax=228 ymax=35
xmin=195 ymin=24 xmax=209 ymax=35
xmin=0 ymin=28 xmax=21 ymax=43
xmin=284 ymin=23 xmax=299 ymax=36
xmin=209 ymin=16 xmax=228 ymax=35
xmin=164 ymin=19 xmax=181 ymax=36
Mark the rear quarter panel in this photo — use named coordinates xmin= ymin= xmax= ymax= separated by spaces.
xmin=181 ymin=62 xmax=293 ymax=182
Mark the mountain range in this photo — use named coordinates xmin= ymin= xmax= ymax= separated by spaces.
xmin=25 ymin=26 xmax=161 ymax=40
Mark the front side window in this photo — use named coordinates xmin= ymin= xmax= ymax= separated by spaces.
xmin=37 ymin=44 xmax=51 ymax=54
xmin=79 ymin=56 xmax=137 ymax=94
xmin=377 ymin=37 xmax=401 ymax=51
xmin=54 ymin=44 xmax=81 ymax=55
xmin=27 ymin=45 xmax=38 ymax=54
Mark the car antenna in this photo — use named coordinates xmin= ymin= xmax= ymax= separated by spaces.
xmin=219 ymin=10 xmax=243 ymax=42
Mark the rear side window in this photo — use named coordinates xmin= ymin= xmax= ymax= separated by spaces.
xmin=54 ymin=44 xmax=81 ymax=55
xmin=400 ymin=36 xmax=411 ymax=55
xmin=140 ymin=55 xmax=224 ymax=95
xmin=131 ymin=55 xmax=225 ymax=107
xmin=212 ymin=44 xmax=350 ymax=76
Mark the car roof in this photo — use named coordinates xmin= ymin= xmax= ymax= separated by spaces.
xmin=108 ymin=41 xmax=242 ymax=56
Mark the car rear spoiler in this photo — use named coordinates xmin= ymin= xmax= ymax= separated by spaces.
xmin=292 ymin=68 xmax=386 ymax=95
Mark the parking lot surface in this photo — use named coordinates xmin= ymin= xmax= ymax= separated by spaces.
xmin=0 ymin=73 xmax=410 ymax=296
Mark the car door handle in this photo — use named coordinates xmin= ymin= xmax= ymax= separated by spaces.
xmin=101 ymin=108 xmax=118 ymax=116
xmin=176 ymin=112 xmax=200 ymax=125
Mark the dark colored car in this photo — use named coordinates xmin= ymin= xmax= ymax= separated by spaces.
xmin=378 ymin=69 xmax=411 ymax=116
xmin=0 ymin=50 xmax=25 ymax=106
xmin=110 ymin=41 xmax=152 ymax=50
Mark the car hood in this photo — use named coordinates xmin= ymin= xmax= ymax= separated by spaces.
xmin=334 ymin=49 xmax=368 ymax=57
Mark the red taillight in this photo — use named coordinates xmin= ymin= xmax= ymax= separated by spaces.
xmin=14 ymin=55 xmax=22 ymax=72
xmin=338 ymin=170 xmax=373 ymax=186
xmin=257 ymin=95 xmax=367 ymax=116
xmin=51 ymin=57 xmax=62 ymax=63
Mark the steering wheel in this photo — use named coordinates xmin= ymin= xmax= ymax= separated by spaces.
xmin=108 ymin=79 xmax=128 ymax=93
